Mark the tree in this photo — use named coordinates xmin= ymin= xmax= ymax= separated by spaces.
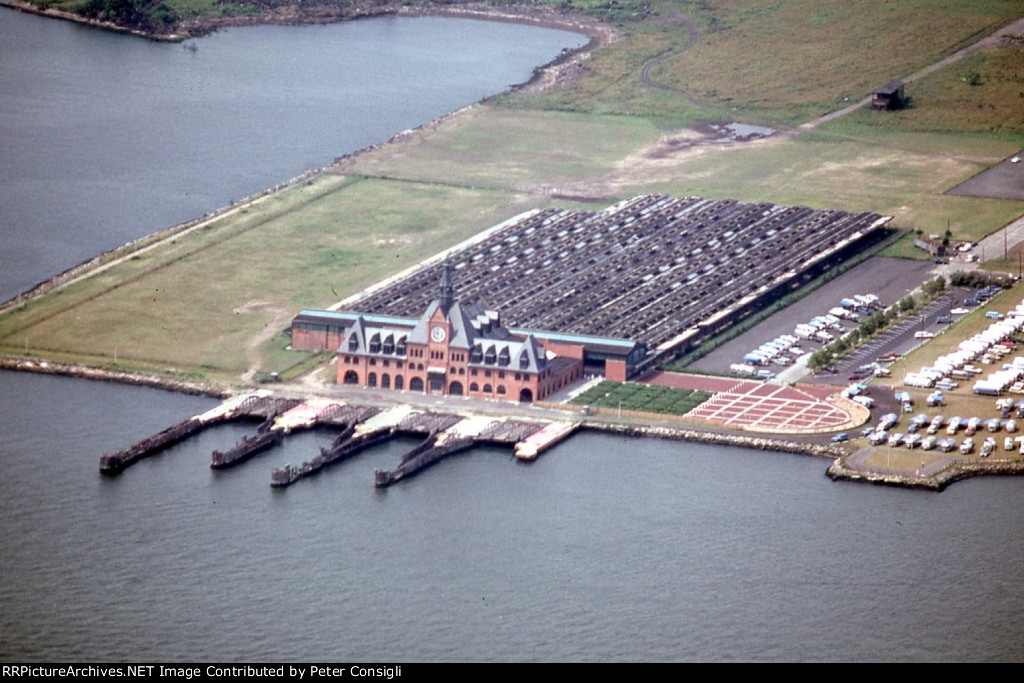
xmin=962 ymin=70 xmax=982 ymax=86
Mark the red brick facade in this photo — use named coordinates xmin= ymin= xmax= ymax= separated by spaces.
xmin=334 ymin=304 xmax=584 ymax=403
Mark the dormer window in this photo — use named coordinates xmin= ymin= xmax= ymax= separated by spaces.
xmin=519 ymin=350 xmax=530 ymax=370
xmin=396 ymin=336 xmax=407 ymax=356
xmin=368 ymin=333 xmax=381 ymax=354
xmin=484 ymin=345 xmax=497 ymax=365
xmin=348 ymin=333 xmax=359 ymax=353
xmin=470 ymin=344 xmax=483 ymax=363
xmin=498 ymin=347 xmax=510 ymax=367
xmin=382 ymin=334 xmax=395 ymax=355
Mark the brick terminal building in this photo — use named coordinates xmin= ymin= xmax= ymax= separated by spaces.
xmin=291 ymin=260 xmax=633 ymax=402
xmin=290 ymin=194 xmax=889 ymax=401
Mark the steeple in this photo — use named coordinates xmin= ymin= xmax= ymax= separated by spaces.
xmin=438 ymin=256 xmax=454 ymax=315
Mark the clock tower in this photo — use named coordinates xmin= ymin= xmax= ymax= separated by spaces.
xmin=438 ymin=256 xmax=454 ymax=315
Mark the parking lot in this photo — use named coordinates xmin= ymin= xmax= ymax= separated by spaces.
xmin=947 ymin=152 xmax=1024 ymax=201
xmin=817 ymin=291 xmax=971 ymax=381
xmin=687 ymin=256 xmax=935 ymax=379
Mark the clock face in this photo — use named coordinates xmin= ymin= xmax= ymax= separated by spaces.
xmin=431 ymin=326 xmax=446 ymax=343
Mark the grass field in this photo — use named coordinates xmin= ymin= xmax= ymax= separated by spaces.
xmin=0 ymin=175 xmax=541 ymax=382
xmin=569 ymin=380 xmax=711 ymax=416
xmin=3 ymin=0 xmax=1023 ymax=386
xmin=514 ymin=0 xmax=1024 ymax=123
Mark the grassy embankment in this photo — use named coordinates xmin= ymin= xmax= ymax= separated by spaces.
xmin=1 ymin=0 xmax=1022 ymax=387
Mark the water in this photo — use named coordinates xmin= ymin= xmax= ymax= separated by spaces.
xmin=1 ymin=8 xmax=1024 ymax=662
xmin=0 ymin=8 xmax=585 ymax=300
xmin=3 ymin=370 xmax=1023 ymax=661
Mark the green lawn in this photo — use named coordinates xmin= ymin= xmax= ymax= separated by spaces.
xmin=570 ymin=380 xmax=711 ymax=415
xmin=0 ymin=175 xmax=539 ymax=382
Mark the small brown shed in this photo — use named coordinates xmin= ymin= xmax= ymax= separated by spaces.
xmin=872 ymin=80 xmax=906 ymax=110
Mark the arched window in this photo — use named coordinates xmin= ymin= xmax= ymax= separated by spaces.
xmin=449 ymin=381 xmax=463 ymax=396
xmin=367 ymin=372 xmax=377 ymax=387
xmin=470 ymin=382 xmax=479 ymax=392
xmin=343 ymin=370 xmax=359 ymax=384
xmin=394 ymin=375 xmax=404 ymax=390
xmin=381 ymin=374 xmax=390 ymax=389
xmin=519 ymin=388 xmax=533 ymax=403
xmin=497 ymin=385 xmax=506 ymax=395
xmin=483 ymin=384 xmax=492 ymax=394
xmin=410 ymin=377 xmax=424 ymax=392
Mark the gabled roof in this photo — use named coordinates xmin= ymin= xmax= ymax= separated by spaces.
xmin=408 ymin=300 xmax=441 ymax=346
xmin=409 ymin=298 xmax=511 ymax=348
xmin=344 ymin=316 xmax=368 ymax=354
xmin=339 ymin=316 xmax=409 ymax=355
xmin=469 ymin=333 xmax=546 ymax=373
xmin=874 ymin=80 xmax=905 ymax=96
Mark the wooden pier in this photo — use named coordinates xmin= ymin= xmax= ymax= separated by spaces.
xmin=210 ymin=397 xmax=345 ymax=469
xmin=372 ymin=413 xmax=576 ymax=488
xmin=99 ymin=417 xmax=205 ymax=474
xmin=99 ymin=391 xmax=294 ymax=474
xmin=100 ymin=392 xmax=581 ymax=486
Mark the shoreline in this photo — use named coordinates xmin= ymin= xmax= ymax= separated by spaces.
xmin=0 ymin=355 xmax=227 ymax=398
xmin=1 ymin=0 xmax=188 ymax=40
xmin=0 ymin=0 xmax=612 ymax=315
xmin=0 ymin=1 xmax=616 ymax=48
xmin=2 ymin=354 xmax=1010 ymax=492
xmin=4 ymin=3 xmax=1023 ymax=492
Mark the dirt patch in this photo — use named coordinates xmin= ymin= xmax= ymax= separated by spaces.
xmin=233 ymin=301 xmax=291 ymax=383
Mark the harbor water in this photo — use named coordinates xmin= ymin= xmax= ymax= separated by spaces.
xmin=1 ymin=7 xmax=1023 ymax=662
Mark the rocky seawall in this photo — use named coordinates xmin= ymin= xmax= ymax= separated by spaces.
xmin=0 ymin=356 xmax=225 ymax=398
xmin=827 ymin=456 xmax=1024 ymax=492
xmin=5 ymin=354 xmax=1024 ymax=492
xmin=586 ymin=422 xmax=846 ymax=459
